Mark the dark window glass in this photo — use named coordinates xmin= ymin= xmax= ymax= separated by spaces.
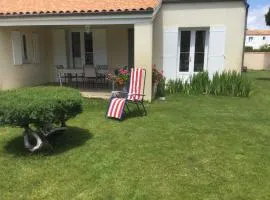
xmin=71 ymin=32 xmax=81 ymax=58
xmin=128 ymin=29 xmax=134 ymax=67
xmin=84 ymin=32 xmax=93 ymax=65
xmin=179 ymin=31 xmax=191 ymax=72
xmin=22 ymin=35 xmax=28 ymax=60
xmin=194 ymin=31 xmax=206 ymax=72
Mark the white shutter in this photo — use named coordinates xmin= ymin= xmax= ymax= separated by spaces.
xmin=207 ymin=25 xmax=226 ymax=78
xmin=11 ymin=31 xmax=23 ymax=65
xmin=93 ymin=29 xmax=108 ymax=66
xmin=32 ymin=33 xmax=40 ymax=64
xmin=163 ymin=28 xmax=178 ymax=80
xmin=52 ymin=29 xmax=67 ymax=68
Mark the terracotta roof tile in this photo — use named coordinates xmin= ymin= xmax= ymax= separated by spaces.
xmin=246 ymin=30 xmax=270 ymax=36
xmin=0 ymin=0 xmax=160 ymax=16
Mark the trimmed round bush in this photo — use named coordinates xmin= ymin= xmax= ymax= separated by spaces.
xmin=0 ymin=86 xmax=83 ymax=151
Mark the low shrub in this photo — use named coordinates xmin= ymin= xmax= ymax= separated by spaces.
xmin=0 ymin=86 xmax=83 ymax=151
xmin=245 ymin=44 xmax=270 ymax=52
xmin=245 ymin=46 xmax=254 ymax=52
xmin=166 ymin=71 xmax=252 ymax=97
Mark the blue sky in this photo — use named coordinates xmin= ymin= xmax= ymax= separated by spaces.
xmin=247 ymin=0 xmax=270 ymax=29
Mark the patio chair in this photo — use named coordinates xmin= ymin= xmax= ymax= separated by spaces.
xmin=95 ymin=65 xmax=108 ymax=88
xmin=105 ymin=68 xmax=147 ymax=120
xmin=84 ymin=67 xmax=97 ymax=88
xmin=56 ymin=65 xmax=65 ymax=86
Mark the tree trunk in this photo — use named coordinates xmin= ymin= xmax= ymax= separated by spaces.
xmin=23 ymin=124 xmax=67 ymax=152
xmin=23 ymin=127 xmax=43 ymax=152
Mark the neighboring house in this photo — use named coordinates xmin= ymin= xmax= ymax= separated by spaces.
xmin=0 ymin=0 xmax=248 ymax=101
xmin=245 ymin=30 xmax=270 ymax=49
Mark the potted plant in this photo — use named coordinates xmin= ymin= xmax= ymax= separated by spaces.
xmin=152 ymin=64 xmax=164 ymax=99
xmin=106 ymin=66 xmax=130 ymax=92
xmin=156 ymin=77 xmax=166 ymax=100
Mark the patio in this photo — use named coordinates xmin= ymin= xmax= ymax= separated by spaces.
xmin=80 ymin=88 xmax=111 ymax=99
xmin=0 ymin=22 xmax=153 ymax=101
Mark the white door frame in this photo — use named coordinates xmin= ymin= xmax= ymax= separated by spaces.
xmin=177 ymin=28 xmax=209 ymax=80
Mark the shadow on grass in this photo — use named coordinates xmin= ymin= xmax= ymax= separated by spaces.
xmin=120 ymin=103 xmax=148 ymax=121
xmin=4 ymin=126 xmax=92 ymax=156
xmin=256 ymin=77 xmax=270 ymax=81
xmin=125 ymin=110 xmax=146 ymax=120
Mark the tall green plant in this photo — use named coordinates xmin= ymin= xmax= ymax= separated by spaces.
xmin=165 ymin=71 xmax=252 ymax=97
xmin=166 ymin=79 xmax=184 ymax=94
xmin=210 ymin=71 xmax=252 ymax=97
xmin=189 ymin=72 xmax=211 ymax=95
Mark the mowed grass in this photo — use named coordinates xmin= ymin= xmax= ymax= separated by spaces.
xmin=1 ymin=71 xmax=270 ymax=200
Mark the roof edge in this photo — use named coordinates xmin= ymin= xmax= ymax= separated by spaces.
xmin=0 ymin=8 xmax=154 ymax=18
xmin=162 ymin=0 xmax=246 ymax=3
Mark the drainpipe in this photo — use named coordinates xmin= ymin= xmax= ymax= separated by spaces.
xmin=241 ymin=0 xmax=249 ymax=72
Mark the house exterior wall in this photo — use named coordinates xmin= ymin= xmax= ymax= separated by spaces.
xmin=153 ymin=1 xmax=247 ymax=74
xmin=107 ymin=28 xmax=129 ymax=71
xmin=0 ymin=27 xmax=51 ymax=90
xmin=153 ymin=7 xmax=163 ymax=71
xmin=244 ymin=52 xmax=270 ymax=70
xmin=134 ymin=22 xmax=153 ymax=101
xmin=245 ymin=35 xmax=270 ymax=49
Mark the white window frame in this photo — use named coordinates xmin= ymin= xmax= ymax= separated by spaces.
xmin=177 ymin=28 xmax=210 ymax=76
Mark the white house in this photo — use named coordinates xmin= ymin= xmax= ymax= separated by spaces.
xmin=0 ymin=0 xmax=248 ymax=101
xmin=245 ymin=30 xmax=270 ymax=49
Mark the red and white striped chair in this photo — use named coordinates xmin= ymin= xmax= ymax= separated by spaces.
xmin=106 ymin=68 xmax=147 ymax=120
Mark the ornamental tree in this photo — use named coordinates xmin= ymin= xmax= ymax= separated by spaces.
xmin=0 ymin=87 xmax=83 ymax=152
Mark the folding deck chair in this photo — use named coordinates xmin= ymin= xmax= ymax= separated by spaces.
xmin=106 ymin=68 xmax=147 ymax=120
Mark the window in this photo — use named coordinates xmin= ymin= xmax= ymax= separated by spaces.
xmin=21 ymin=33 xmax=30 ymax=63
xmin=248 ymin=37 xmax=253 ymax=42
xmin=84 ymin=32 xmax=93 ymax=65
xmin=22 ymin=35 xmax=28 ymax=60
xmin=71 ymin=32 xmax=82 ymax=68
xmin=194 ymin=31 xmax=206 ymax=72
xmin=179 ymin=29 xmax=208 ymax=73
xmin=179 ymin=31 xmax=191 ymax=72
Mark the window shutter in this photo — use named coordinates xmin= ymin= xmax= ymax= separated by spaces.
xmin=207 ymin=25 xmax=226 ymax=78
xmin=93 ymin=29 xmax=108 ymax=66
xmin=163 ymin=28 xmax=178 ymax=80
xmin=32 ymin=33 xmax=40 ymax=64
xmin=52 ymin=29 xmax=67 ymax=68
xmin=11 ymin=31 xmax=23 ymax=65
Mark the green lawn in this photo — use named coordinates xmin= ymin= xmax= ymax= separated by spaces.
xmin=1 ymin=71 xmax=270 ymax=200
